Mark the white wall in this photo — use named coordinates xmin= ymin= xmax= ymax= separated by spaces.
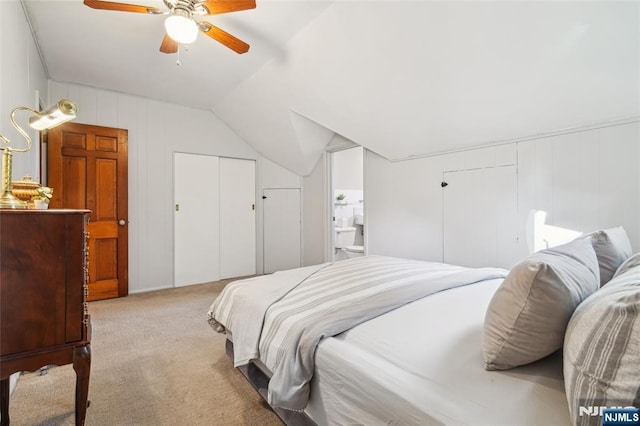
xmin=333 ymin=146 xmax=363 ymax=191
xmin=48 ymin=81 xmax=260 ymax=293
xmin=303 ymin=153 xmax=327 ymax=266
xmin=0 ymin=0 xmax=50 ymax=398
xmin=366 ymin=121 xmax=640 ymax=268
xmin=261 ymin=155 xmax=302 ymax=189
xmin=0 ymin=0 xmax=48 ymax=183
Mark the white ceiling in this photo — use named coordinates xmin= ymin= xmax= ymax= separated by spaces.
xmin=23 ymin=0 xmax=333 ymax=108
xmin=23 ymin=1 xmax=640 ymax=176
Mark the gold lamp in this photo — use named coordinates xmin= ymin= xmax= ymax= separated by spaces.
xmin=0 ymin=99 xmax=77 ymax=209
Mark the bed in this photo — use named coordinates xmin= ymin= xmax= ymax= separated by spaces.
xmin=207 ymin=231 xmax=640 ymax=426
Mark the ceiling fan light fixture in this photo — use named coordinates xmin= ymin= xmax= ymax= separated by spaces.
xmin=165 ymin=11 xmax=198 ymax=44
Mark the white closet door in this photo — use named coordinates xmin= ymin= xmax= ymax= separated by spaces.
xmin=220 ymin=158 xmax=256 ymax=279
xmin=174 ymin=153 xmax=220 ymax=286
xmin=263 ymin=188 xmax=301 ymax=274
xmin=443 ymin=165 xmax=518 ymax=269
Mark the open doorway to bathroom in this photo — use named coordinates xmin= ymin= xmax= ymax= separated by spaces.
xmin=330 ymin=146 xmax=364 ymax=261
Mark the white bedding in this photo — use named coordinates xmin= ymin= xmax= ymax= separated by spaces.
xmin=256 ymin=257 xmax=506 ymax=410
xmin=209 ymin=257 xmax=571 ymax=425
xmin=209 ymin=256 xmax=507 ymax=410
xmin=305 ymin=278 xmax=571 ymax=425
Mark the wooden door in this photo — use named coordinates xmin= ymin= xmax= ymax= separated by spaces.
xmin=47 ymin=122 xmax=128 ymax=301
xmin=263 ymin=188 xmax=301 ymax=274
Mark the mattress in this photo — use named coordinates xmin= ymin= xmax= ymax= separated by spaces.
xmin=303 ymin=279 xmax=570 ymax=426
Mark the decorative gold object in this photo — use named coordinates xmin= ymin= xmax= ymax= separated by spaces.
xmin=11 ymin=175 xmax=41 ymax=207
xmin=0 ymin=100 xmax=77 ymax=209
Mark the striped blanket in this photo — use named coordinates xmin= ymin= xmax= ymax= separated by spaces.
xmin=208 ymin=262 xmax=330 ymax=366
xmin=208 ymin=256 xmax=508 ymax=411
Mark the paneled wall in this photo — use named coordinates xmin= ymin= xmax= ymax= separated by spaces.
xmin=49 ymin=81 xmax=260 ymax=293
xmin=0 ymin=0 xmax=48 ymax=183
xmin=0 ymin=0 xmax=50 ymax=396
xmin=261 ymin=155 xmax=302 ymax=189
xmin=366 ymin=121 xmax=640 ymax=268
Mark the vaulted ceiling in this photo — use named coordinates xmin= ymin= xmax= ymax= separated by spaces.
xmin=24 ymin=1 xmax=640 ymax=175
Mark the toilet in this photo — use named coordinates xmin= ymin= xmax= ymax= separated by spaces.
xmin=344 ymin=245 xmax=364 ymax=258
xmin=335 ymin=227 xmax=364 ymax=259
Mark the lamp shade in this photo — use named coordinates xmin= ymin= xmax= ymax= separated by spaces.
xmin=29 ymin=99 xmax=78 ymax=131
xmin=165 ymin=13 xmax=198 ymax=44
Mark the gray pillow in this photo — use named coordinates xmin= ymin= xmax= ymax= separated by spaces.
xmin=564 ymin=265 xmax=640 ymax=426
xmin=482 ymin=238 xmax=599 ymax=371
xmin=583 ymin=226 xmax=633 ymax=286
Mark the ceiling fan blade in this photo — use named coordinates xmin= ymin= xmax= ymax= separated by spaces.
xmin=199 ymin=22 xmax=250 ymax=54
xmin=160 ymin=34 xmax=178 ymax=54
xmin=83 ymin=0 xmax=162 ymax=14
xmin=201 ymin=0 xmax=256 ymax=15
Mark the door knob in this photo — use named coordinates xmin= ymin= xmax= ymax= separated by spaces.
xmin=118 ymin=220 xmax=126 ymax=226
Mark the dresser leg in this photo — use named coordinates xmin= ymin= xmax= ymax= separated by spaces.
xmin=73 ymin=344 xmax=91 ymax=426
xmin=0 ymin=378 xmax=9 ymax=426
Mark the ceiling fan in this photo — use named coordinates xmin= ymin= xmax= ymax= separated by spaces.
xmin=83 ymin=0 xmax=255 ymax=54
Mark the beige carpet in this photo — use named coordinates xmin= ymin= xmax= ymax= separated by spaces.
xmin=7 ymin=281 xmax=282 ymax=426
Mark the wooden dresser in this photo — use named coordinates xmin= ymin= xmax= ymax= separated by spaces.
xmin=0 ymin=209 xmax=91 ymax=426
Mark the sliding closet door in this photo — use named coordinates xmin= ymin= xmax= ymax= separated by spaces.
xmin=443 ymin=165 xmax=518 ymax=269
xmin=174 ymin=153 xmax=220 ymax=286
xmin=219 ymin=158 xmax=256 ymax=279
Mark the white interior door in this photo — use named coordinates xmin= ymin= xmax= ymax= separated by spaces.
xmin=220 ymin=158 xmax=256 ymax=279
xmin=443 ymin=165 xmax=519 ymax=269
xmin=174 ymin=153 xmax=220 ymax=286
xmin=264 ymin=188 xmax=301 ymax=274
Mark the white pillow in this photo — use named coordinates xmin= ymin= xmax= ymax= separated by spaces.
xmin=483 ymin=238 xmax=599 ymax=371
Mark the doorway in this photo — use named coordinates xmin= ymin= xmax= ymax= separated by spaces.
xmin=442 ymin=165 xmax=519 ymax=269
xmin=329 ymin=146 xmax=365 ymax=261
xmin=47 ymin=122 xmax=129 ymax=301
xmin=263 ymin=188 xmax=301 ymax=273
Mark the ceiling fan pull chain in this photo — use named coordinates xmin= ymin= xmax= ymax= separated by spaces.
xmin=176 ymin=45 xmax=181 ymax=66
